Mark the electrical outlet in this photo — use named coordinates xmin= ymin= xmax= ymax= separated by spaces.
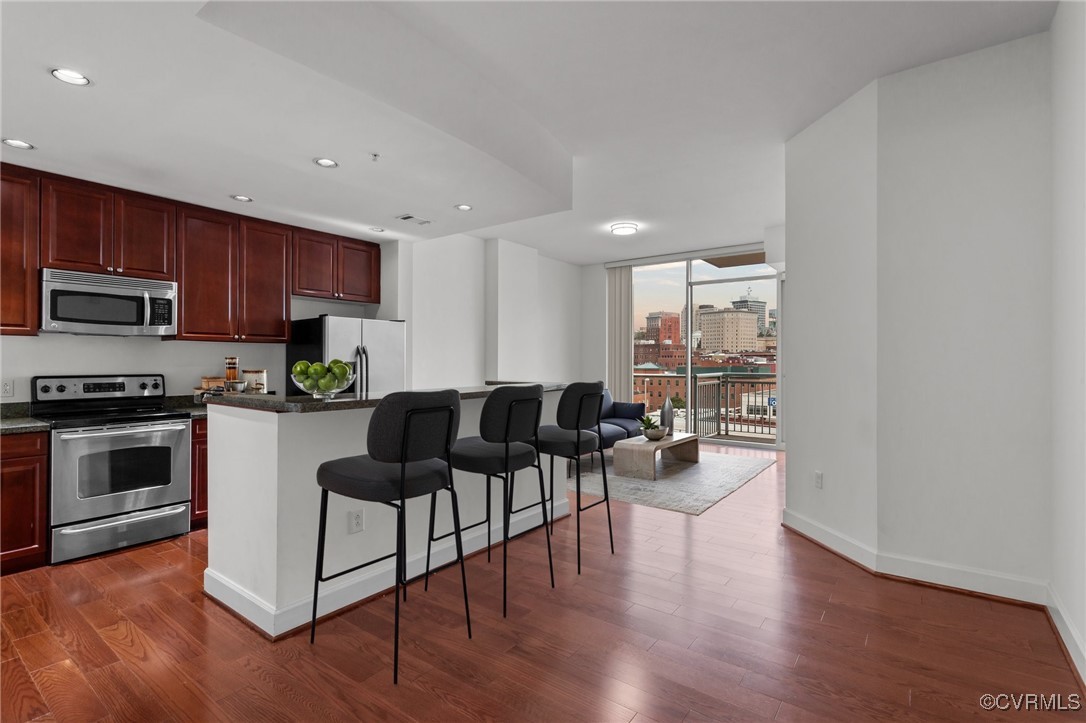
xmin=1 ymin=379 xmax=13 ymax=398
xmin=348 ymin=509 xmax=365 ymax=534
xmin=814 ymin=470 xmax=823 ymax=489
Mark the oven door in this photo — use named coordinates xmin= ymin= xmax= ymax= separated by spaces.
xmin=51 ymin=420 xmax=191 ymax=526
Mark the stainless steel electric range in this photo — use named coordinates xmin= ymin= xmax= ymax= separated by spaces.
xmin=30 ymin=374 xmax=191 ymax=563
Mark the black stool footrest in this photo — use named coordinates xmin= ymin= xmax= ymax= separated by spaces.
xmin=578 ymin=497 xmax=608 ymax=513
xmin=319 ymin=550 xmax=397 ymax=584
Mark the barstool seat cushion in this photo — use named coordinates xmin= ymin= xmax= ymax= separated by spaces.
xmin=450 ymin=437 xmax=537 ymax=475
xmin=536 ymin=425 xmax=599 ymax=458
xmin=317 ymin=454 xmax=449 ymax=503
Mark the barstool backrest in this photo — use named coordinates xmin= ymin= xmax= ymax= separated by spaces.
xmin=368 ymin=390 xmax=461 ymax=463
xmin=480 ymin=385 xmax=544 ymax=443
xmin=556 ymin=381 xmax=605 ymax=431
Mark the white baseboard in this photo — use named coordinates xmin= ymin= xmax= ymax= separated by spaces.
xmin=875 ymin=549 xmax=1049 ymax=605
xmin=1048 ymin=585 xmax=1086 ymax=683
xmin=781 ymin=507 xmax=878 ymax=569
xmin=205 ymin=497 xmax=569 ymax=637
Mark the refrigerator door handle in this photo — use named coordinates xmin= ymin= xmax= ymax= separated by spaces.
xmin=355 ymin=345 xmax=369 ymax=400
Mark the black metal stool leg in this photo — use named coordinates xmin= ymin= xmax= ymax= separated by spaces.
xmin=486 ymin=475 xmax=492 ymax=562
xmin=575 ymin=455 xmax=582 ymax=575
xmin=400 ymin=498 xmax=408 ymax=602
xmin=448 ymin=486 xmax=472 ymax=638
xmin=424 ymin=491 xmax=437 ymax=591
xmin=601 ymin=449 xmax=614 ymax=555
xmin=310 ymin=488 xmax=329 ymax=644
xmin=536 ymin=462 xmax=555 ymax=588
xmin=548 ymin=455 xmax=555 ymax=535
xmin=502 ymin=472 xmax=510 ymax=617
xmin=393 ymin=502 xmax=403 ymax=684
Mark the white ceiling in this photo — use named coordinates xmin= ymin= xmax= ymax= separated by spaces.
xmin=1 ymin=1 xmax=1056 ymax=265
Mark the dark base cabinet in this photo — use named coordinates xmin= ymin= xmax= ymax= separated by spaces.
xmin=191 ymin=419 xmax=208 ymax=527
xmin=1 ymin=433 xmax=49 ymax=574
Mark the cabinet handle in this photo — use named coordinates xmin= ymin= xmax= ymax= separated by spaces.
xmin=107 ymin=266 xmax=114 ymax=272
xmin=241 ymin=335 xmax=246 ymax=340
xmin=117 ymin=268 xmax=124 ymax=273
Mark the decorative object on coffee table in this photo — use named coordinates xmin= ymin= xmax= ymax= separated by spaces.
xmin=660 ymin=383 xmax=674 ymax=435
xmin=639 ymin=415 xmax=667 ymax=441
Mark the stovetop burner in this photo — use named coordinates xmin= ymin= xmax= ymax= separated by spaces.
xmin=29 ymin=373 xmax=190 ymax=429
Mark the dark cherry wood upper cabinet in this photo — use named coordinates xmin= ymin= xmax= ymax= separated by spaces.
xmin=0 ymin=432 xmax=49 ymax=574
xmin=339 ymin=239 xmax=380 ymax=303
xmin=114 ymin=193 xmax=176 ymax=281
xmin=41 ymin=177 xmax=114 ymax=273
xmin=1 ymin=165 xmax=40 ymax=335
xmin=239 ymin=219 xmax=291 ymax=343
xmin=177 ymin=207 xmax=238 ymax=341
xmin=292 ymin=230 xmax=338 ymax=298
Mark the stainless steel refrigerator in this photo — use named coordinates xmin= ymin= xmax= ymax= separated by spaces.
xmin=287 ymin=316 xmax=406 ymax=396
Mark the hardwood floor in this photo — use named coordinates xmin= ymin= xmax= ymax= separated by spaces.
xmin=2 ymin=445 xmax=1083 ymax=722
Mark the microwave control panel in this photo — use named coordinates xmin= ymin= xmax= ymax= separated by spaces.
xmin=149 ymin=298 xmax=173 ymax=327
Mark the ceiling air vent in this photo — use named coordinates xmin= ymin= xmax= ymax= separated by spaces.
xmin=395 ymin=214 xmax=432 ymax=226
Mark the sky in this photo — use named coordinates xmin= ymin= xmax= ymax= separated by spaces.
xmin=632 ymin=261 xmax=778 ymax=330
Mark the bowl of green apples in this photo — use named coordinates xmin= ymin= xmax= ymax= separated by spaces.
xmin=290 ymin=359 xmax=355 ymax=399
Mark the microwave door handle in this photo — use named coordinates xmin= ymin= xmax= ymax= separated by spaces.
xmin=58 ymin=425 xmax=189 ymax=440
xmin=144 ymin=291 xmax=152 ymax=328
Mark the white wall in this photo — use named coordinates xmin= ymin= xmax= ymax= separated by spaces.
xmin=580 ymin=264 xmax=608 ymax=382
xmin=1049 ymin=0 xmax=1086 ymax=675
xmin=782 ymin=82 xmax=880 ymax=564
xmin=876 ymin=33 xmax=1052 ymax=593
xmin=785 ymin=31 xmax=1062 ymax=617
xmin=536 ymin=254 xmax=583 ymax=382
xmin=484 ymin=238 xmax=540 ymax=381
xmin=408 ymin=234 xmax=488 ymax=389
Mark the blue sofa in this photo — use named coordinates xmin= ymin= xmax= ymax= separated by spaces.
xmin=598 ymin=389 xmax=646 ymax=450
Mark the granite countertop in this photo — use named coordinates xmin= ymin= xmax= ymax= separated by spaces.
xmin=0 ymin=417 xmax=51 ymax=435
xmin=205 ymin=382 xmax=569 ymax=414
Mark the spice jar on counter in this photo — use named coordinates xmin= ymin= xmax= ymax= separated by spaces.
xmin=225 ymin=356 xmax=239 ymax=382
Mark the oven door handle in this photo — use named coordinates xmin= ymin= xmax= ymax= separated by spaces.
xmin=57 ymin=505 xmax=188 ymax=534
xmin=57 ymin=424 xmax=189 ymax=440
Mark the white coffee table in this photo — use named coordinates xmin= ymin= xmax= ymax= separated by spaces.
xmin=612 ymin=432 xmax=700 ymax=480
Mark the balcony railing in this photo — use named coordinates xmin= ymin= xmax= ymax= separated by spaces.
xmin=689 ymin=373 xmax=777 ymax=443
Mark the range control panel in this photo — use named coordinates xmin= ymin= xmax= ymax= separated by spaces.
xmin=32 ymin=374 xmax=165 ymax=402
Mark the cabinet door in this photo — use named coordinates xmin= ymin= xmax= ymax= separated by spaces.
xmin=292 ymin=230 xmax=337 ymax=298
xmin=1 ymin=165 xmax=40 ymax=335
xmin=191 ymin=420 xmax=208 ymax=526
xmin=238 ymin=219 xmax=291 ymax=342
xmin=338 ymin=239 xmax=380 ymax=303
xmin=41 ymin=177 xmax=113 ymax=273
xmin=0 ymin=434 xmax=49 ymax=574
xmin=114 ymin=192 xmax=176 ymax=281
xmin=177 ymin=207 xmax=238 ymax=341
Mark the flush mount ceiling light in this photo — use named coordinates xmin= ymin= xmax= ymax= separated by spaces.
xmin=51 ymin=68 xmax=91 ymax=86
xmin=2 ymin=138 xmax=35 ymax=150
xmin=610 ymin=222 xmax=639 ymax=236
xmin=454 ymin=204 xmax=472 ymax=211
xmin=369 ymin=227 xmax=385 ymax=233
xmin=313 ymin=158 xmax=338 ymax=168
xmin=230 ymin=195 xmax=253 ymax=203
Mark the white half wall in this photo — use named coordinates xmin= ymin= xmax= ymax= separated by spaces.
xmin=783 ymin=81 xmax=880 ymax=561
xmin=1049 ymin=0 xmax=1086 ymax=676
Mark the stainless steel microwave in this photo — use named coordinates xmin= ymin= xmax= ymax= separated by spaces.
xmin=41 ymin=269 xmax=177 ymax=336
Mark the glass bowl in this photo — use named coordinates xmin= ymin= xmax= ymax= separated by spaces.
xmin=291 ymin=367 xmax=356 ymax=400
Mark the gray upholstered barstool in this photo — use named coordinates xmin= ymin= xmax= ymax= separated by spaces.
xmin=438 ymin=385 xmax=554 ymax=617
xmin=535 ymin=381 xmax=615 ymax=574
xmin=309 ymin=389 xmax=471 ymax=684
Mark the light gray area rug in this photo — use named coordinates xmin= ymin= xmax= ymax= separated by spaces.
xmin=568 ymin=453 xmax=775 ymax=515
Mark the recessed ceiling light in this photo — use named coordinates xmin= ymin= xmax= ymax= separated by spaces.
xmin=2 ymin=138 xmax=35 ymax=150
xmin=230 ymin=195 xmax=253 ymax=203
xmin=51 ymin=68 xmax=90 ymax=86
xmin=313 ymin=158 xmax=338 ymax=168
xmin=611 ymin=222 xmax=639 ymax=236
xmin=370 ymin=227 xmax=385 ymax=233
xmin=454 ymin=204 xmax=472 ymax=211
